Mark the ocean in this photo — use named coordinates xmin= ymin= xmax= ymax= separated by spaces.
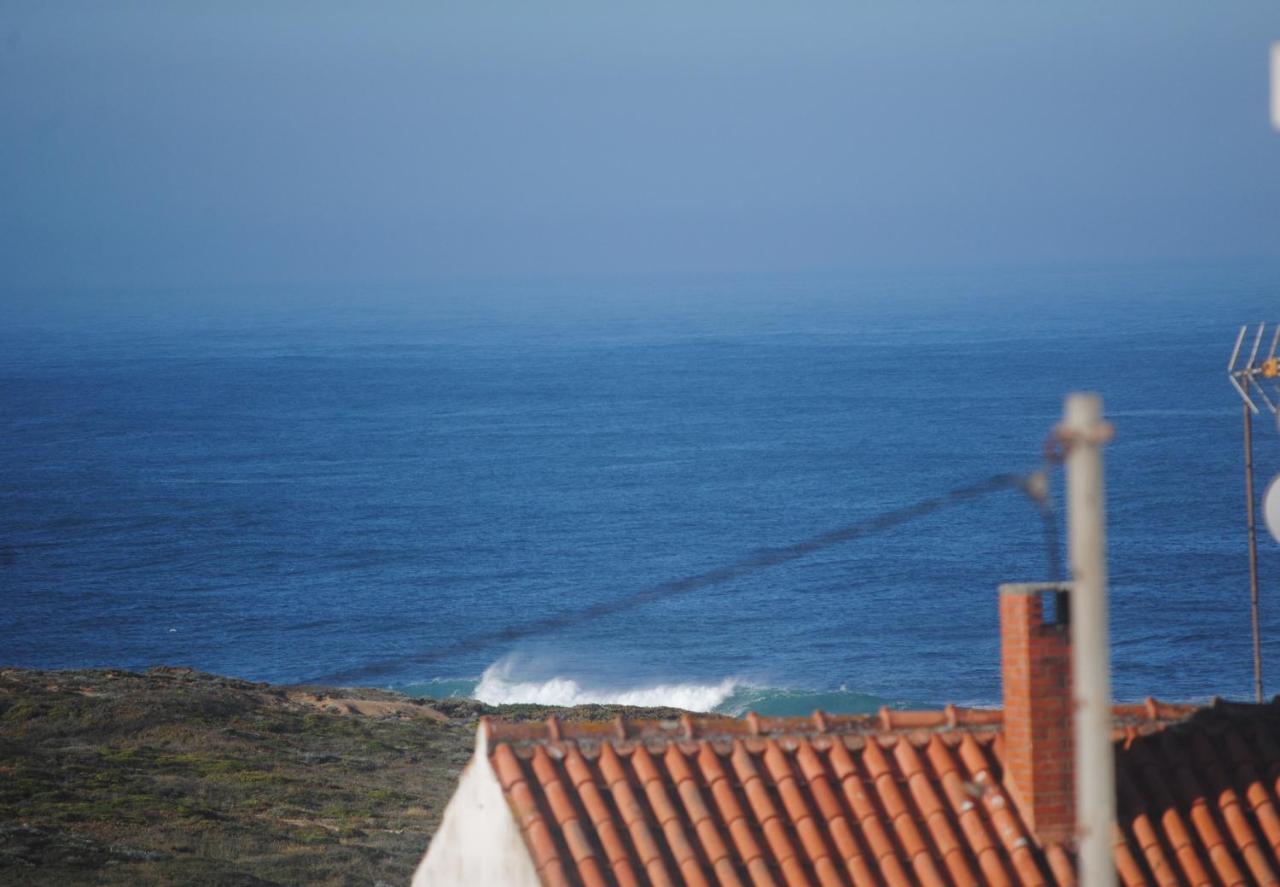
xmin=4 ymin=262 xmax=1280 ymax=716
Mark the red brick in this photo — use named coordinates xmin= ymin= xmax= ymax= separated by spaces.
xmin=1001 ymin=589 xmax=1075 ymax=845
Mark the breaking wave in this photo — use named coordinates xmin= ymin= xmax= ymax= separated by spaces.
xmin=400 ymin=658 xmax=904 ymax=716
xmin=474 ymin=667 xmax=739 ymax=712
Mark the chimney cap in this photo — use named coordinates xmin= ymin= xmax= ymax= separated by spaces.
xmin=999 ymin=581 xmax=1073 ymax=597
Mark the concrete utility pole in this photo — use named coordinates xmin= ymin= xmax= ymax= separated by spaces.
xmin=1062 ymin=393 xmax=1116 ymax=887
xmin=1271 ymin=42 xmax=1279 ymax=131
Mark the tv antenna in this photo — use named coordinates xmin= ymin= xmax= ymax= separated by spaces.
xmin=1227 ymin=323 xmax=1278 ymax=702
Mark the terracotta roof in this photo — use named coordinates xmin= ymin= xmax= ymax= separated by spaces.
xmin=480 ymin=699 xmax=1280 ymax=887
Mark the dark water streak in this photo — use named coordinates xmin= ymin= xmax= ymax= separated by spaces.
xmin=318 ymin=471 xmax=1033 ymax=683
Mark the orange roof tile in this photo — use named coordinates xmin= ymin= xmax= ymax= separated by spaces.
xmin=479 ymin=698 xmax=1280 ymax=887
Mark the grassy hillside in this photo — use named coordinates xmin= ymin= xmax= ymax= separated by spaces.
xmin=0 ymin=667 xmax=685 ymax=885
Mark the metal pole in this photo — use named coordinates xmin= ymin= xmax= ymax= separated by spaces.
xmin=1244 ymin=377 xmax=1265 ymax=703
xmin=1063 ymin=393 xmax=1116 ymax=887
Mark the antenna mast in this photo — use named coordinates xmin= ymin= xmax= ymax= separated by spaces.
xmin=1227 ymin=323 xmax=1276 ymax=702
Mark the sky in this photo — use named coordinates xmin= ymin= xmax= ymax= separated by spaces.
xmin=1 ymin=2 xmax=1278 ymax=292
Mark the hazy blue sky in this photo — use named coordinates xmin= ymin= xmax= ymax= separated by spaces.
xmin=2 ymin=2 xmax=1278 ymax=291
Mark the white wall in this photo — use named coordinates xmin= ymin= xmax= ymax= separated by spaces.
xmin=411 ymin=728 xmax=543 ymax=887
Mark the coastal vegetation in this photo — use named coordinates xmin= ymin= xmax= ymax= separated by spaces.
xmin=0 ymin=666 xmax=683 ymax=885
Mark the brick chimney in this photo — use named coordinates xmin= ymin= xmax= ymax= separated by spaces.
xmin=999 ymin=582 xmax=1074 ymax=845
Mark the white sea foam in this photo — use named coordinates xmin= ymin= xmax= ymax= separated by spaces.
xmin=472 ymin=660 xmax=739 ymax=712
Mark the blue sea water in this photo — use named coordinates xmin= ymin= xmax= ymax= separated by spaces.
xmin=4 ymin=262 xmax=1280 ymax=715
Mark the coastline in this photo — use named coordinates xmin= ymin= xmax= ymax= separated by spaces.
xmin=0 ymin=666 xmax=686 ymax=885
